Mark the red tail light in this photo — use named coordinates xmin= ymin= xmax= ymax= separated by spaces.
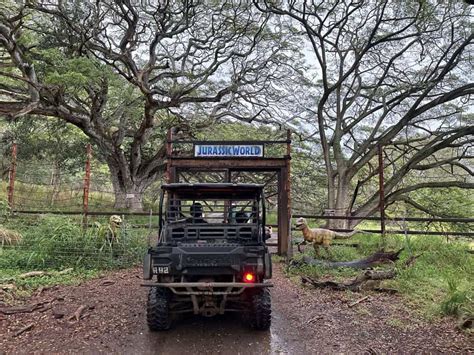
xmin=243 ymin=272 xmax=255 ymax=283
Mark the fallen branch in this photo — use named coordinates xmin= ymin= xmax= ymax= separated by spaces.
xmin=35 ymin=286 xmax=53 ymax=297
xmin=295 ymin=249 xmax=403 ymax=269
xmin=18 ymin=271 xmax=46 ymax=279
xmin=68 ymin=305 xmax=87 ymax=322
xmin=0 ymin=304 xmax=41 ymax=315
xmin=18 ymin=268 xmax=74 ymax=279
xmin=404 ymin=254 xmax=422 ymax=267
xmin=38 ymin=304 xmax=52 ymax=313
xmin=0 ymin=298 xmax=56 ymax=315
xmin=373 ymin=287 xmax=398 ymax=294
xmin=13 ymin=323 xmax=34 ymax=337
xmin=37 ymin=298 xmax=56 ymax=313
xmin=349 ymin=295 xmax=371 ymax=308
xmin=302 ymin=269 xmax=397 ymax=292
xmin=100 ymin=280 xmax=115 ymax=286
xmin=57 ymin=268 xmax=74 ymax=275
xmin=332 ymin=242 xmax=360 ymax=248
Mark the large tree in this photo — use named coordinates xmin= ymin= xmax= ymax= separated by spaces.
xmin=256 ymin=0 xmax=473 ymax=227
xmin=0 ymin=0 xmax=301 ymax=210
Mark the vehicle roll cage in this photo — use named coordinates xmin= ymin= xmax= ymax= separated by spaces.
xmin=158 ymin=183 xmax=266 ymax=243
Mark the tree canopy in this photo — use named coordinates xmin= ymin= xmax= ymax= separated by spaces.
xmin=0 ymin=0 xmax=302 ymax=209
xmin=1 ymin=0 xmax=472 ymax=220
xmin=256 ymin=0 xmax=473 ymax=226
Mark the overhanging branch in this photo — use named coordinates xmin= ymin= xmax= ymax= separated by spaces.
xmin=386 ymin=181 xmax=474 ymax=203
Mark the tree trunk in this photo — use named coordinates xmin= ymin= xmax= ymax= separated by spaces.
xmin=113 ymin=186 xmax=144 ymax=211
xmin=326 ymin=168 xmax=384 ymax=230
xmin=107 ymin=158 xmax=150 ymax=212
xmin=326 ymin=172 xmax=352 ymax=230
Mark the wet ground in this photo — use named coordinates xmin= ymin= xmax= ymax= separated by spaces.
xmin=1 ymin=264 xmax=472 ymax=354
xmin=124 ymin=312 xmax=302 ymax=355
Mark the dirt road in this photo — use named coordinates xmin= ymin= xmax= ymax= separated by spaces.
xmin=1 ymin=263 xmax=471 ymax=354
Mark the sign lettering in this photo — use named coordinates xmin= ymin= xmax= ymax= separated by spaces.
xmin=194 ymin=145 xmax=263 ymax=157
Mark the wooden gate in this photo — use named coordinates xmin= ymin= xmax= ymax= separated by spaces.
xmin=165 ymin=129 xmax=292 ymax=256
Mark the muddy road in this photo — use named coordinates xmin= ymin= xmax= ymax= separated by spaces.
xmin=1 ymin=264 xmax=471 ymax=354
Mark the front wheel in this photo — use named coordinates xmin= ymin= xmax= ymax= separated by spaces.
xmin=147 ymin=287 xmax=172 ymax=331
xmin=249 ymin=288 xmax=271 ymax=330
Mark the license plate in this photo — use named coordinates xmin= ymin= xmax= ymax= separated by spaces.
xmin=154 ymin=266 xmax=169 ymax=274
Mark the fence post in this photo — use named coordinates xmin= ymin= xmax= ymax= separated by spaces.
xmin=286 ymin=129 xmax=293 ymax=258
xmin=82 ymin=144 xmax=92 ymax=229
xmin=378 ymin=144 xmax=386 ymax=243
xmin=7 ymin=143 xmax=17 ymax=211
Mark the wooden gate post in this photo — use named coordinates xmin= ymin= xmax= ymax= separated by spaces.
xmin=286 ymin=129 xmax=292 ymax=258
xmin=166 ymin=128 xmax=177 ymax=183
xmin=7 ymin=143 xmax=17 ymax=210
xmin=278 ymin=130 xmax=292 ymax=256
xmin=82 ymin=144 xmax=92 ymax=229
xmin=165 ymin=129 xmax=172 ymax=183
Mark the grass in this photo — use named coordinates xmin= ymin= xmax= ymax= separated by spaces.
xmin=439 ymin=279 xmax=472 ymax=317
xmin=391 ymin=236 xmax=473 ymax=318
xmin=1 ymin=215 xmax=147 ymax=270
xmin=0 ymin=268 xmax=101 ymax=301
xmin=286 ymin=232 xmax=473 ymax=320
xmin=0 ymin=214 xmax=148 ymax=300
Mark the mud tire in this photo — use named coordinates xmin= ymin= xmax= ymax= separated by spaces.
xmin=249 ymin=288 xmax=271 ymax=330
xmin=147 ymin=287 xmax=172 ymax=331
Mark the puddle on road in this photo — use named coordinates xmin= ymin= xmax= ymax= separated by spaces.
xmin=270 ymin=312 xmax=291 ymax=355
xmin=125 ymin=312 xmax=301 ymax=355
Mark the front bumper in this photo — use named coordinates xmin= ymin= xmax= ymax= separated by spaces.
xmin=140 ymin=281 xmax=273 ymax=295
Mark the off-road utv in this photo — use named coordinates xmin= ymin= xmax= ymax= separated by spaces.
xmin=143 ymin=183 xmax=272 ymax=330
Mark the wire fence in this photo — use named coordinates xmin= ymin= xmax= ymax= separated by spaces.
xmin=3 ymin=209 xmax=472 ymax=240
xmin=1 ymin=143 xmax=473 ymax=241
xmin=1 ymin=143 xmax=164 ymax=213
xmin=0 ymin=213 xmax=154 ymax=271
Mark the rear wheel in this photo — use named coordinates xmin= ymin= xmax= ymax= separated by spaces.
xmin=248 ymin=288 xmax=271 ymax=330
xmin=147 ymin=287 xmax=172 ymax=331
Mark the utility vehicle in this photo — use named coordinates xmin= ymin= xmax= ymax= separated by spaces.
xmin=142 ymin=183 xmax=272 ymax=330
